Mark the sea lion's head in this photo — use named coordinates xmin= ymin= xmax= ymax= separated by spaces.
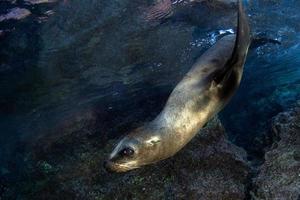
xmin=104 ymin=126 xmax=164 ymax=172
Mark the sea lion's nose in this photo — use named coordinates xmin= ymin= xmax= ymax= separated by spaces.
xmin=103 ymin=160 xmax=114 ymax=173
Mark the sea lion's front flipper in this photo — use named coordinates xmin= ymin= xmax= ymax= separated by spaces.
xmin=213 ymin=0 xmax=250 ymax=85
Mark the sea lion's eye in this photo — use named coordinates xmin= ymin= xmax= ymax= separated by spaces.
xmin=119 ymin=147 xmax=134 ymax=157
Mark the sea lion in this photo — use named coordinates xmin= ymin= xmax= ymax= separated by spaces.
xmin=104 ymin=0 xmax=250 ymax=172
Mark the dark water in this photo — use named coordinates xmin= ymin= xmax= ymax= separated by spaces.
xmin=0 ymin=0 xmax=300 ymax=187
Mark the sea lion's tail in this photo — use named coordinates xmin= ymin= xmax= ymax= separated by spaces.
xmin=213 ymin=0 xmax=251 ymax=84
xmin=230 ymin=0 xmax=251 ymax=66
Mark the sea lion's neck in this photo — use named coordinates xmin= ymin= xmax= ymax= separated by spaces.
xmin=152 ymin=100 xmax=214 ymax=140
xmin=154 ymin=107 xmax=208 ymax=132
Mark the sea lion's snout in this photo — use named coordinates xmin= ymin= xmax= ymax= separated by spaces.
xmin=103 ymin=160 xmax=118 ymax=173
xmin=104 ymin=139 xmax=139 ymax=173
xmin=103 ymin=159 xmax=134 ymax=173
xmin=103 ymin=160 xmax=115 ymax=173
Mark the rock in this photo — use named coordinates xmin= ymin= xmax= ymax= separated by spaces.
xmin=11 ymin=117 xmax=249 ymax=199
xmin=0 ymin=8 xmax=31 ymax=22
xmin=254 ymin=106 xmax=300 ymax=200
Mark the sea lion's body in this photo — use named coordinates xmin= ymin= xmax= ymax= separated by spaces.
xmin=105 ymin=0 xmax=250 ymax=172
xmin=149 ymin=35 xmax=238 ymax=159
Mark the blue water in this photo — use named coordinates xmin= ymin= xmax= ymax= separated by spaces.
xmin=0 ymin=0 xmax=300 ymax=188
xmin=221 ymin=0 xmax=300 ymax=157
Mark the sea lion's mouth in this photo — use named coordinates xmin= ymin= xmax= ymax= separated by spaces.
xmin=103 ymin=160 xmax=138 ymax=173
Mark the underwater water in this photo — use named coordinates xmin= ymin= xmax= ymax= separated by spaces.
xmin=0 ymin=0 xmax=300 ymax=198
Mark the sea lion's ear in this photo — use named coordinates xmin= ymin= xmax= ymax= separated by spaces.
xmin=146 ymin=137 xmax=161 ymax=146
xmin=150 ymin=140 xmax=161 ymax=145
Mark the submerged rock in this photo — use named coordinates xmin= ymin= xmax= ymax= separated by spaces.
xmin=0 ymin=8 xmax=31 ymax=22
xmin=8 ymin=117 xmax=249 ymax=199
xmin=254 ymin=104 xmax=300 ymax=200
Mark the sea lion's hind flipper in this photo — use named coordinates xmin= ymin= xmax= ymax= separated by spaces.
xmin=212 ymin=0 xmax=250 ymax=85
